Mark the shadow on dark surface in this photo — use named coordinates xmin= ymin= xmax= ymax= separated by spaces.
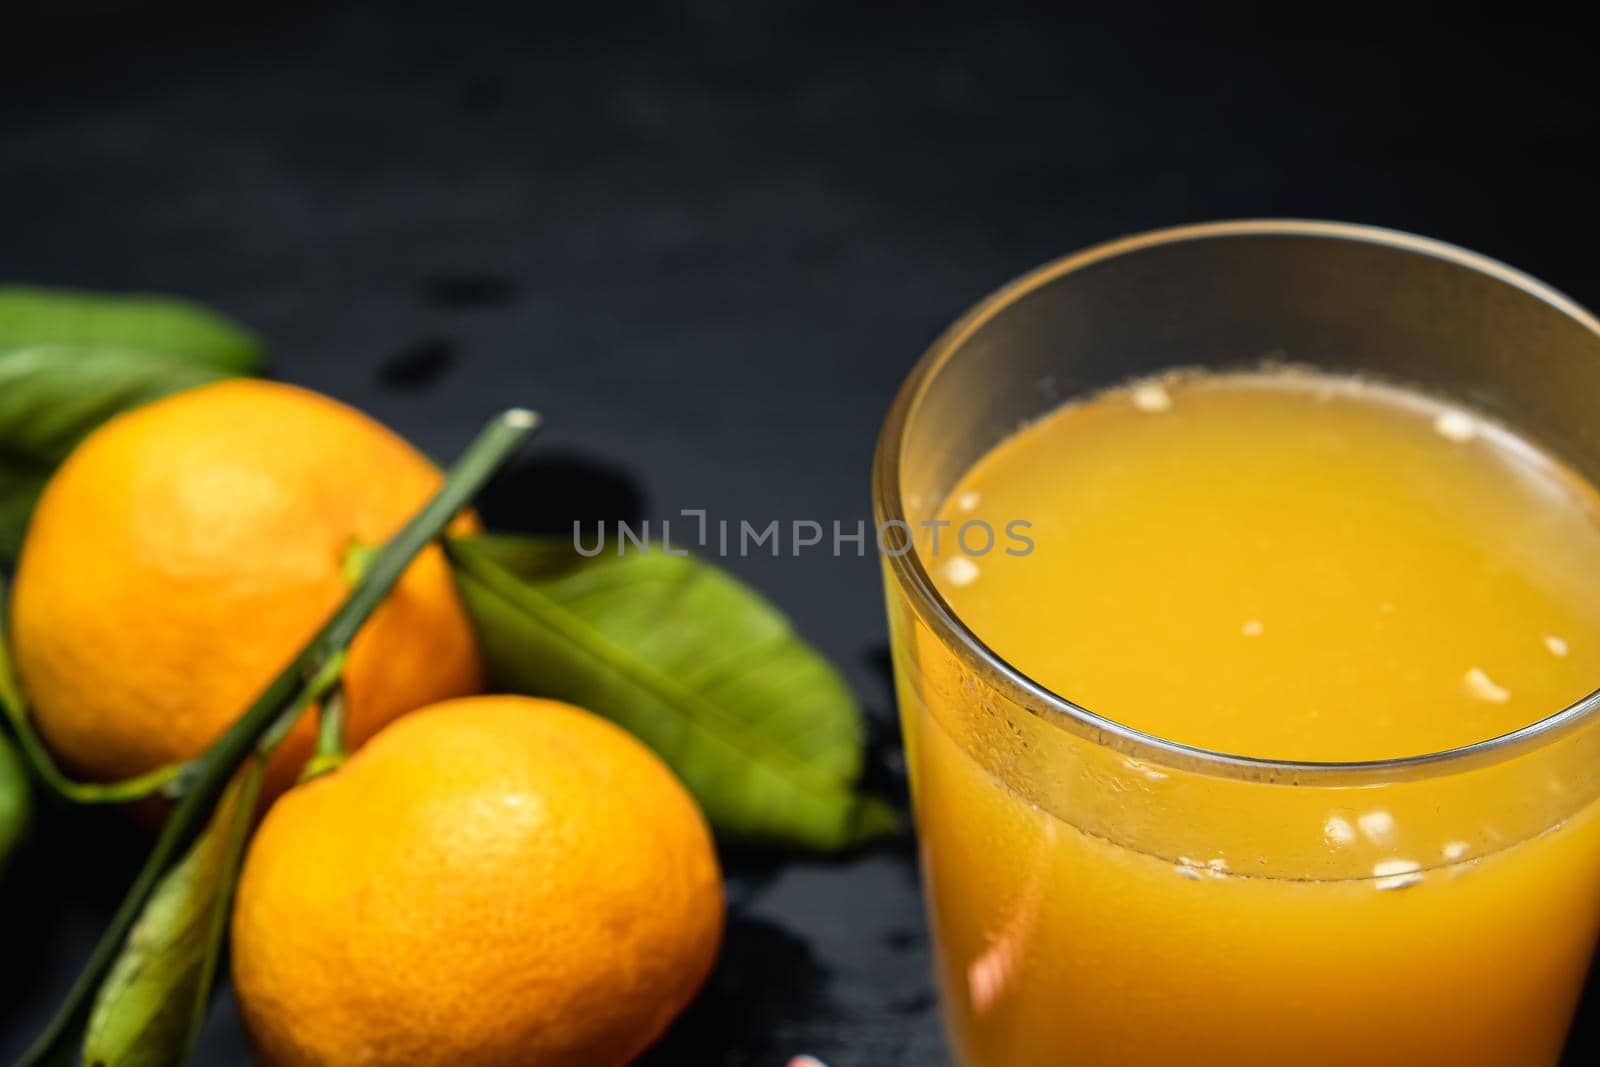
xmin=474 ymin=449 xmax=651 ymax=538
xmin=641 ymin=913 xmax=834 ymax=1067
xmin=376 ymin=337 xmax=461 ymax=391
xmin=0 ymin=799 xmax=148 ymax=1053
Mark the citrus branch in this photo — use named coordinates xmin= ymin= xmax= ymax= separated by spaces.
xmin=298 ymin=687 xmax=348 ymax=784
xmin=13 ymin=407 xmax=540 ymax=1067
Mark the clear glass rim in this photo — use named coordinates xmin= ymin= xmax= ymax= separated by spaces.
xmin=872 ymin=218 xmax=1600 ymax=784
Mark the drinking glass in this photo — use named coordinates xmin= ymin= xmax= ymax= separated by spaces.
xmin=873 ymin=221 xmax=1600 ymax=1066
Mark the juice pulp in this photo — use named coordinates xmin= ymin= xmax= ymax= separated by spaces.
xmin=901 ymin=371 xmax=1600 ymax=1066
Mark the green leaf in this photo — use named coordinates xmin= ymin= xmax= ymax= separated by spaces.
xmin=0 ymin=286 xmax=262 ymax=374
xmin=446 ymin=534 xmax=898 ymax=852
xmin=82 ymin=760 xmax=264 ymax=1067
xmin=0 ymin=730 xmax=31 ymax=875
xmin=0 ymin=346 xmax=238 ymax=560
xmin=0 ymin=575 xmax=38 ymax=872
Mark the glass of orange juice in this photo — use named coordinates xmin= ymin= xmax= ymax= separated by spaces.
xmin=875 ymin=221 xmax=1600 ymax=1066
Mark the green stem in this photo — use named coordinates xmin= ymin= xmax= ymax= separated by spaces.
xmin=260 ymin=651 xmax=347 ymax=755
xmin=13 ymin=407 xmax=539 ymax=1067
xmin=298 ymin=687 xmax=348 ymax=784
xmin=340 ymin=540 xmax=377 ymax=587
xmin=0 ymin=583 xmax=189 ymax=805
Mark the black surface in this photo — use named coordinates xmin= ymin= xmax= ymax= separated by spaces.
xmin=2 ymin=3 xmax=1598 ymax=1064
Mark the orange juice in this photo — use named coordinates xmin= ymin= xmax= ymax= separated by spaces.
xmin=897 ymin=370 xmax=1600 ymax=1066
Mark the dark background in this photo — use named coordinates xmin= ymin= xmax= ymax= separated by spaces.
xmin=2 ymin=2 xmax=1597 ymax=1064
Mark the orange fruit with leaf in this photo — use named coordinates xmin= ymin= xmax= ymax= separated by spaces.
xmin=7 ymin=378 xmax=483 ymax=793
